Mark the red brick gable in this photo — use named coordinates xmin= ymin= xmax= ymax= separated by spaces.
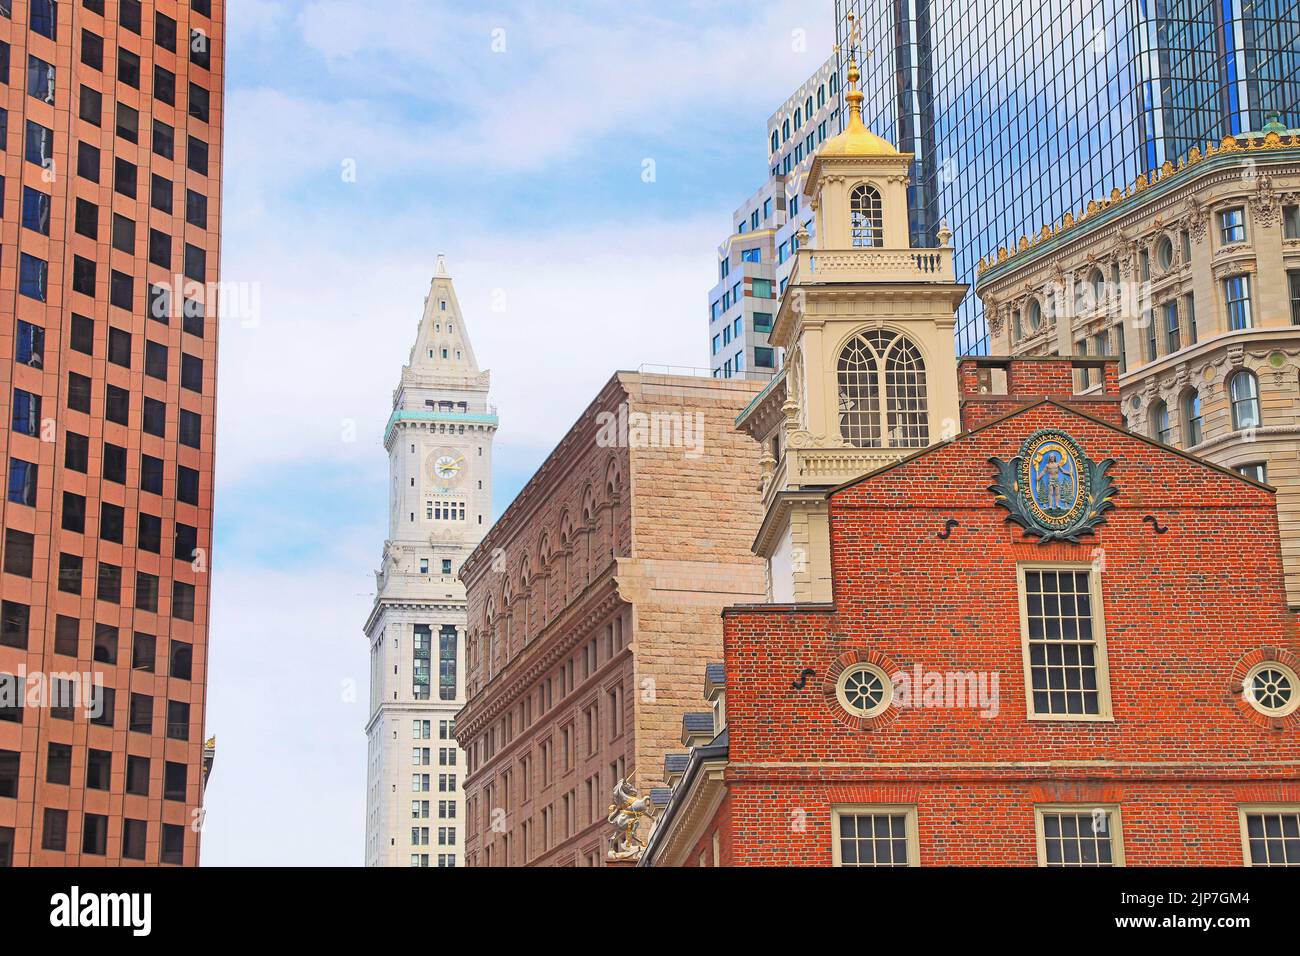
xmin=722 ymin=399 xmax=1300 ymax=769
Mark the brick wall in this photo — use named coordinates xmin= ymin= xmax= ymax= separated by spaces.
xmin=716 ymin=398 xmax=1300 ymax=865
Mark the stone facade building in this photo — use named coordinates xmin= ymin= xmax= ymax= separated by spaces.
xmin=977 ymin=124 xmax=1300 ymax=607
xmin=644 ymin=356 xmax=1300 ymax=867
xmin=455 ymin=372 xmax=766 ymax=866
xmin=364 ymin=259 xmax=493 ymax=867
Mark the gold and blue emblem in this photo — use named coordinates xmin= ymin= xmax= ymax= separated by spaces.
xmin=989 ymin=430 xmax=1117 ymax=543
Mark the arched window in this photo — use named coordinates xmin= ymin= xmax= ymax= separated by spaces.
xmin=850 ymin=184 xmax=883 ymax=248
xmin=484 ymin=598 xmax=496 ymax=680
xmin=538 ymin=533 xmax=552 ymax=623
xmin=829 ymin=72 xmax=839 ymax=95
xmin=770 ymin=129 xmax=779 ymax=155
xmin=1090 ymin=268 xmax=1107 ymax=308
xmin=1229 ymin=370 xmax=1261 ymax=430
xmin=1151 ymin=400 xmax=1171 ymax=444
xmin=884 ymin=337 xmax=930 ymax=446
xmin=1181 ymin=389 xmax=1203 ymax=446
xmin=837 ymin=331 xmax=929 ymax=448
xmin=518 ymin=557 xmax=532 ymax=643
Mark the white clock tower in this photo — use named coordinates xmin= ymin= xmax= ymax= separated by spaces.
xmin=364 ymin=256 xmax=496 ymax=867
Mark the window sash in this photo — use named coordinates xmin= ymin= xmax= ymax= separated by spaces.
xmin=832 ymin=805 xmax=918 ymax=867
xmin=1018 ymin=565 xmax=1112 ymax=720
xmin=1240 ymin=806 xmax=1300 ymax=866
xmin=1036 ymin=805 xmax=1123 ymax=866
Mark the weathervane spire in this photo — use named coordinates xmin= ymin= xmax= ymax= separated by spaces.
xmin=843 ymin=12 xmax=866 ymax=130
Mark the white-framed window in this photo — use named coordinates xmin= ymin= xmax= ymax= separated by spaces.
xmin=1018 ymin=565 xmax=1112 ymax=720
xmin=1242 ymin=660 xmax=1298 ymax=717
xmin=1150 ymin=399 xmax=1171 ymax=444
xmin=832 ymin=805 xmax=918 ymax=867
xmin=1224 ymin=275 xmax=1253 ymax=330
xmin=1239 ymin=805 xmax=1300 ymax=866
xmin=1229 ymin=370 xmax=1261 ymax=430
xmin=837 ymin=330 xmax=929 ymax=449
xmin=1035 ymin=805 xmax=1123 ymax=866
xmin=1219 ymin=206 xmax=1247 ymax=244
xmin=849 ymin=183 xmax=883 ymax=247
xmin=1236 ymin=463 xmax=1268 ymax=484
xmin=835 ymin=662 xmax=893 ymax=718
xmin=1181 ymin=390 xmax=1202 ymax=446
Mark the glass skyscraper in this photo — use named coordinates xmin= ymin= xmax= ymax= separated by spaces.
xmin=835 ymin=0 xmax=1300 ymax=355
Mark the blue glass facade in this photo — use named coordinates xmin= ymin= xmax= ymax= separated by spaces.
xmin=835 ymin=0 xmax=1300 ymax=355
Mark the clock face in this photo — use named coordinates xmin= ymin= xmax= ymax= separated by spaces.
xmin=425 ymin=447 xmax=465 ymax=490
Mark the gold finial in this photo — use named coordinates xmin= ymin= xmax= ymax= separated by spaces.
xmin=844 ymin=12 xmax=866 ymax=125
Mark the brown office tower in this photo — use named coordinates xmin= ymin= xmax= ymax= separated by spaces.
xmin=0 ymin=0 xmax=224 ymax=866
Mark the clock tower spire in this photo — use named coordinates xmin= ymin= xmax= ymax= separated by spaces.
xmin=364 ymin=257 xmax=497 ymax=867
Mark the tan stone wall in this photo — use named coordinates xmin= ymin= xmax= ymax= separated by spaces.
xmin=622 ymin=374 xmax=767 ymax=793
xmin=455 ymin=373 xmax=766 ymax=866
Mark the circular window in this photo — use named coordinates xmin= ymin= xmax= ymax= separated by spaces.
xmin=1156 ymin=236 xmax=1174 ymax=270
xmin=836 ymin=663 xmax=893 ymax=718
xmin=1026 ymin=299 xmax=1042 ymax=331
xmin=1244 ymin=662 xmax=1300 ymax=717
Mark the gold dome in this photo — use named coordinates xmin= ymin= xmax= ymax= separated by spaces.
xmin=819 ymin=114 xmax=900 ymax=157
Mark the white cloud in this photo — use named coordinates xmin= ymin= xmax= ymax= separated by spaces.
xmin=225 ymin=0 xmax=837 ymax=184
xmin=215 ymin=210 xmax=722 ymax=487
xmin=202 ymin=536 xmax=375 ymax=866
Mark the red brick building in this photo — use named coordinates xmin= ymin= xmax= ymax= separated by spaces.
xmin=643 ymin=356 xmax=1300 ymax=867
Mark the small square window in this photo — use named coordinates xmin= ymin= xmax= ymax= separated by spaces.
xmin=65 ymin=432 xmax=90 ymax=473
xmin=79 ymin=85 xmax=102 ymax=125
xmin=97 ymin=562 xmax=122 ymax=604
xmin=832 ymin=806 xmax=918 ymax=867
xmin=177 ymin=465 xmax=200 ymax=505
xmin=111 ymin=212 xmax=135 ymax=253
xmin=154 ymin=64 xmax=176 ymax=105
xmin=179 ymin=409 xmax=202 ymax=448
xmin=135 ymin=571 xmax=159 ymax=612
xmin=103 ymin=442 xmax=128 ymax=483
xmin=145 ymin=340 xmax=168 ymax=380
xmin=138 ymin=512 xmax=162 ymax=553
xmin=173 ymin=581 xmax=196 ymax=622
xmin=3 ymin=529 xmax=34 ymax=577
xmin=81 ymin=30 xmax=104 ymax=70
xmin=61 ymin=491 xmax=86 ymax=534
xmin=114 ymin=157 xmax=137 ymax=198
xmin=141 ymin=454 xmax=164 ymax=494
xmin=117 ymin=47 xmax=141 ymax=87
xmin=77 ymin=141 xmax=101 ymax=181
xmin=68 ymin=372 xmax=92 ymax=413
xmin=186 ymin=189 xmax=207 ymax=227
xmin=143 ymin=397 xmax=166 ymax=437
xmin=133 ymin=632 xmax=156 ymax=672
xmin=100 ymin=501 xmax=124 ymax=543
xmin=1036 ymin=805 xmax=1123 ymax=866
xmin=108 ymin=326 xmax=131 ymax=366
xmin=105 ymin=383 xmax=129 ymax=425
xmin=151 ymin=173 xmax=173 ymax=212
xmin=57 ymin=553 xmax=83 ymax=595
xmin=74 ymin=197 xmax=98 ymax=238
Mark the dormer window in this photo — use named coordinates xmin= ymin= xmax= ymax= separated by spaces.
xmin=850 ymin=184 xmax=883 ymax=247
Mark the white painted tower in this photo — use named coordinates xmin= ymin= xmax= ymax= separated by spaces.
xmin=364 ymin=257 xmax=496 ymax=866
